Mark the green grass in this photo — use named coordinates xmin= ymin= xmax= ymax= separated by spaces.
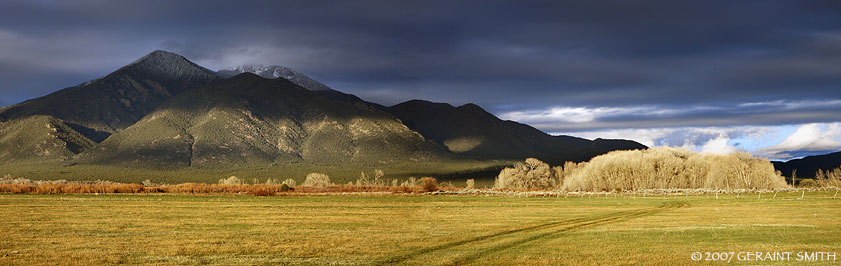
xmin=0 ymin=191 xmax=839 ymax=265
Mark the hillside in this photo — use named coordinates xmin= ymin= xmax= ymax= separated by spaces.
xmin=0 ymin=115 xmax=95 ymax=164
xmin=773 ymin=151 xmax=841 ymax=178
xmin=386 ymin=100 xmax=647 ymax=164
xmin=79 ymin=73 xmax=453 ymax=169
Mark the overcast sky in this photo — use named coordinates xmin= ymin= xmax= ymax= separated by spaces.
xmin=1 ymin=0 xmax=840 ymax=160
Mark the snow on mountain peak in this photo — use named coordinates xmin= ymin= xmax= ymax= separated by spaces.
xmin=218 ymin=64 xmax=333 ymax=91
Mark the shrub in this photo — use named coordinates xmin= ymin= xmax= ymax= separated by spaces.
xmin=252 ymin=187 xmax=274 ymax=196
xmin=356 ymin=169 xmax=386 ymax=186
xmin=282 ymin=178 xmax=297 ymax=187
xmin=218 ymin=176 xmax=242 ymax=185
xmin=303 ymin=173 xmax=331 ymax=187
xmin=420 ymin=177 xmax=438 ymax=192
xmin=562 ymin=147 xmax=788 ymax=191
xmin=815 ymin=166 xmax=841 ymax=187
xmin=356 ymin=171 xmax=370 ymax=186
xmin=495 ymin=158 xmax=562 ymax=189
xmin=798 ymin=179 xmax=818 ymax=188
xmin=279 ymin=183 xmax=291 ymax=192
xmin=401 ymin=177 xmax=417 ymax=187
xmin=465 ymin=179 xmax=475 ymax=189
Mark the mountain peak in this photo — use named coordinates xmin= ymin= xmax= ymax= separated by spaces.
xmin=126 ymin=50 xmax=218 ymax=80
xmin=394 ymin=100 xmax=455 ymax=109
xmin=218 ymin=64 xmax=333 ymax=91
xmin=130 ymin=50 xmax=187 ymax=65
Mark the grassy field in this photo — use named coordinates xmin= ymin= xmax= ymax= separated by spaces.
xmin=1 ymin=192 xmax=839 ymax=265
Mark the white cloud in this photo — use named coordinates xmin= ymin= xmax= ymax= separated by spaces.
xmin=499 ymin=106 xmax=658 ymax=123
xmin=562 ymin=126 xmax=774 ymax=151
xmin=498 ymin=100 xmax=841 ymax=131
xmin=738 ymin=99 xmax=841 ymax=110
xmin=558 ymin=124 xmax=841 ymax=160
xmin=700 ymin=136 xmax=740 ymax=154
xmin=756 ymin=123 xmax=841 ymax=159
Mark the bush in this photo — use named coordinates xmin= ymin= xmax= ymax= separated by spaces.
xmin=303 ymin=173 xmax=331 ymax=187
xmin=400 ymin=177 xmax=417 ymax=187
xmin=356 ymin=169 xmax=386 ymax=186
xmin=282 ymin=178 xmax=297 ymax=187
xmin=252 ymin=187 xmax=274 ymax=196
xmin=218 ymin=176 xmax=242 ymax=185
xmin=420 ymin=177 xmax=438 ymax=192
xmin=562 ymin=147 xmax=788 ymax=191
xmin=816 ymin=166 xmax=841 ymax=187
xmin=495 ymin=158 xmax=562 ymax=189
xmin=279 ymin=183 xmax=291 ymax=192
xmin=798 ymin=179 xmax=817 ymax=188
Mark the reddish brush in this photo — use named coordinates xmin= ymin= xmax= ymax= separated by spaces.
xmin=0 ymin=182 xmax=451 ymax=195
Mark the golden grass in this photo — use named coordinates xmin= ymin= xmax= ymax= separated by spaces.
xmin=0 ymin=192 xmax=839 ymax=265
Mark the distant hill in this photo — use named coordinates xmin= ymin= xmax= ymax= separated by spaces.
xmin=773 ymin=151 xmax=841 ymax=178
xmin=386 ymin=100 xmax=647 ymax=164
xmin=0 ymin=115 xmax=95 ymax=164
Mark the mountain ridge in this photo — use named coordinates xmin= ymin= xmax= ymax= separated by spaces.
xmin=773 ymin=150 xmax=841 ymax=178
xmin=386 ymin=99 xmax=647 ymax=164
xmin=218 ymin=64 xmax=333 ymax=91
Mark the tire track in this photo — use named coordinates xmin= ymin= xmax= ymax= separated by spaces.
xmin=378 ymin=201 xmax=685 ymax=265
xmin=450 ymin=202 xmax=686 ymax=265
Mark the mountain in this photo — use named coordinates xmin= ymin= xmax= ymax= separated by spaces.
xmin=385 ymin=100 xmax=647 ymax=164
xmin=773 ymin=151 xmax=841 ymax=178
xmin=218 ymin=65 xmax=333 ymax=91
xmin=0 ymin=50 xmax=220 ymax=163
xmin=0 ymin=50 xmax=648 ymax=181
xmin=79 ymin=73 xmax=451 ymax=168
xmin=0 ymin=50 xmax=220 ymax=134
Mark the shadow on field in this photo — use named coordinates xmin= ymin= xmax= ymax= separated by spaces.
xmin=378 ymin=201 xmax=687 ymax=265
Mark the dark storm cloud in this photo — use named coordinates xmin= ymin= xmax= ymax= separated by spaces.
xmin=1 ymin=0 xmax=840 ymax=132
